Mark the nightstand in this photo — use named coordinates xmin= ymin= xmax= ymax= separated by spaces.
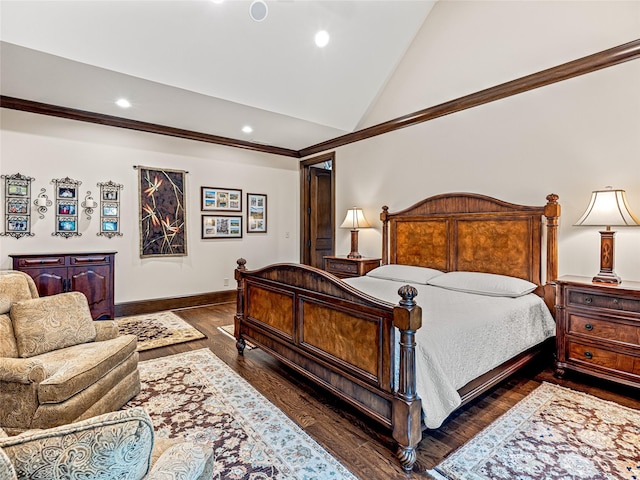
xmin=555 ymin=275 xmax=640 ymax=389
xmin=323 ymin=256 xmax=381 ymax=279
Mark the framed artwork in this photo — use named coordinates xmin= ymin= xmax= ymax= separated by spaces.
xmin=201 ymin=215 xmax=242 ymax=239
xmin=201 ymin=187 xmax=242 ymax=212
xmin=52 ymin=176 xmax=81 ymax=238
xmin=138 ymin=166 xmax=186 ymax=257
xmin=2 ymin=173 xmax=34 ymax=239
xmin=7 ymin=199 xmax=28 ymax=214
xmin=98 ymin=180 xmax=123 ymax=238
xmin=247 ymin=193 xmax=267 ymax=233
xmin=7 ymin=216 xmax=30 ymax=233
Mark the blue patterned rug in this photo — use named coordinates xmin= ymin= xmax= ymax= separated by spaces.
xmin=428 ymin=382 xmax=640 ymax=480
xmin=126 ymin=348 xmax=358 ymax=480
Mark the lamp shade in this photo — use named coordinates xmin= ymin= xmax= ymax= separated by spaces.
xmin=574 ymin=189 xmax=640 ymax=227
xmin=340 ymin=207 xmax=371 ymax=229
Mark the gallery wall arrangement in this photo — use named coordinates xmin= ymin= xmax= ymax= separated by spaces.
xmin=1 ymin=172 xmax=125 ymax=240
xmin=2 ymin=167 xmax=269 ymax=260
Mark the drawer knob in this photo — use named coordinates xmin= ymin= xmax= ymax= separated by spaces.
xmin=584 ymin=351 xmax=593 ymax=359
xmin=584 ymin=297 xmax=593 ymax=304
xmin=584 ymin=323 xmax=593 ymax=331
xmin=612 ymin=298 xmax=619 ymax=305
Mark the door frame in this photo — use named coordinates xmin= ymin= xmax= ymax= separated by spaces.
xmin=300 ymin=152 xmax=335 ymax=265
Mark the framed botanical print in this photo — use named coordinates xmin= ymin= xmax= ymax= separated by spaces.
xmin=201 ymin=215 xmax=242 ymax=239
xmin=247 ymin=193 xmax=267 ymax=233
xmin=201 ymin=187 xmax=242 ymax=212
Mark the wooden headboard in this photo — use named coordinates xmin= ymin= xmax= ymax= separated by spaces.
xmin=380 ymin=193 xmax=560 ymax=306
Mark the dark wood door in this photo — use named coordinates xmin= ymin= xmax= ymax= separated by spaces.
xmin=300 ymin=153 xmax=335 ymax=268
xmin=309 ymin=167 xmax=333 ymax=268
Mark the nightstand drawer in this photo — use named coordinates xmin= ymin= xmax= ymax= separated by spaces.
xmin=567 ymin=289 xmax=640 ymax=314
xmin=326 ymin=259 xmax=358 ymax=275
xmin=567 ymin=341 xmax=640 ymax=376
xmin=568 ymin=313 xmax=640 ymax=347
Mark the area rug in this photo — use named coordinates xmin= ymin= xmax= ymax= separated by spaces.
xmin=116 ymin=310 xmax=206 ymax=352
xmin=428 ymin=382 xmax=640 ymax=480
xmin=126 ymin=348 xmax=357 ymax=480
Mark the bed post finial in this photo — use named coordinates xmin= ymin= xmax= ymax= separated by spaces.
xmin=236 ymin=258 xmax=247 ymax=271
xmin=381 ymin=206 xmax=389 ymax=265
xmin=398 ymin=285 xmax=418 ymax=306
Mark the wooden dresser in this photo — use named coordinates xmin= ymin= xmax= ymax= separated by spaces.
xmin=555 ymin=275 xmax=640 ymax=389
xmin=10 ymin=252 xmax=116 ymax=320
xmin=323 ymin=256 xmax=381 ymax=279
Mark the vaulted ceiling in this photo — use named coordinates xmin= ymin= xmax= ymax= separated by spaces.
xmin=0 ymin=1 xmax=436 ymax=151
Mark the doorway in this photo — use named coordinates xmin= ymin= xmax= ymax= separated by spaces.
xmin=300 ymin=152 xmax=335 ymax=268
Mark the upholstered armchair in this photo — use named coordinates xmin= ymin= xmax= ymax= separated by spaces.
xmin=0 ymin=270 xmax=140 ymax=433
xmin=0 ymin=407 xmax=214 ymax=480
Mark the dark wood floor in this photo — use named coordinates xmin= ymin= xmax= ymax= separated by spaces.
xmin=137 ymin=303 xmax=640 ymax=480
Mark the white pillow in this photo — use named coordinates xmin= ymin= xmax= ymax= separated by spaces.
xmin=366 ymin=264 xmax=444 ymax=285
xmin=427 ymin=271 xmax=537 ymax=297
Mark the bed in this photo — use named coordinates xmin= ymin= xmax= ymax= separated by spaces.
xmin=233 ymin=192 xmax=561 ymax=471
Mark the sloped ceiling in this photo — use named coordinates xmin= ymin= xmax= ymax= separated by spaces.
xmin=0 ymin=1 xmax=436 ymax=151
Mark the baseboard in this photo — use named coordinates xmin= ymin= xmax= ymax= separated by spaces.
xmin=115 ymin=290 xmax=235 ymax=317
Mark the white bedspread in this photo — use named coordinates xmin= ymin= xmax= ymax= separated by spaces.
xmin=344 ymin=276 xmax=556 ymax=429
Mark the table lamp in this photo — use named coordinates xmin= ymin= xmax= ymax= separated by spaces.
xmin=340 ymin=207 xmax=371 ymax=259
xmin=574 ymin=187 xmax=640 ymax=284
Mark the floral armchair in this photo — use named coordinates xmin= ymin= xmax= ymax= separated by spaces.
xmin=0 ymin=270 xmax=140 ymax=433
xmin=0 ymin=407 xmax=214 ymax=480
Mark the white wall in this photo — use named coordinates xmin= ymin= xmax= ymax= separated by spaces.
xmin=0 ymin=109 xmax=300 ymax=303
xmin=331 ymin=0 xmax=640 ymax=282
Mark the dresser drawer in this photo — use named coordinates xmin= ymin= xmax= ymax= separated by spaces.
xmin=567 ymin=340 xmax=640 ymax=377
xmin=69 ymin=254 xmax=112 ymax=265
xmin=325 ymin=259 xmax=358 ymax=275
xmin=568 ymin=313 xmax=640 ymax=347
xmin=14 ymin=256 xmax=66 ymax=267
xmin=567 ymin=288 xmax=640 ymax=314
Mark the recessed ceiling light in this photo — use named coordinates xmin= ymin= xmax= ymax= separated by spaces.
xmin=115 ymin=98 xmax=131 ymax=109
xmin=242 ymin=125 xmax=253 ymax=134
xmin=211 ymin=0 xmax=224 ymax=3
xmin=249 ymin=0 xmax=268 ymax=22
xmin=315 ymin=30 xmax=330 ymax=48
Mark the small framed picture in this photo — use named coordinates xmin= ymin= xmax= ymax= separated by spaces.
xmin=58 ymin=203 xmax=76 ymax=215
xmin=201 ymin=215 xmax=243 ymax=239
xmin=7 ymin=199 xmax=28 ymax=214
xmin=7 ymin=216 xmax=29 ymax=232
xmin=103 ymin=204 xmax=118 ymax=216
xmin=102 ymin=220 xmax=118 ymax=232
xmin=247 ymin=193 xmax=267 ymax=233
xmin=57 ymin=186 xmax=77 ymax=199
xmin=57 ymin=218 xmax=77 ymax=232
xmin=103 ymin=189 xmax=118 ymax=201
xmin=201 ymin=187 xmax=242 ymax=212
xmin=7 ymin=183 xmax=28 ymax=196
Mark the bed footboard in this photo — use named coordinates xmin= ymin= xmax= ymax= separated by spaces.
xmin=234 ymin=259 xmax=423 ymax=471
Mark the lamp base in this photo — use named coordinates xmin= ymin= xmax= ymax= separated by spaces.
xmin=346 ymin=229 xmax=362 ymax=259
xmin=592 ymin=272 xmax=621 ymax=285
xmin=593 ymin=229 xmax=621 ymax=285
